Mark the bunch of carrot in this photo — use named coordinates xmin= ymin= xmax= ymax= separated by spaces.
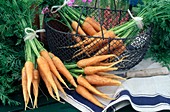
xmin=63 ymin=54 xmax=126 ymax=108
xmin=53 ymin=5 xmax=127 ymax=60
xmin=21 ymin=37 xmax=77 ymax=110
xmin=23 ymin=40 xmax=125 ymax=109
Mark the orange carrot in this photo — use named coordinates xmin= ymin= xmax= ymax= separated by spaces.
xmin=71 ymin=21 xmax=86 ymax=37
xmin=24 ymin=61 xmax=34 ymax=106
xmin=71 ymin=31 xmax=91 ymax=57
xmin=40 ymin=50 xmax=68 ymax=88
xmin=72 ymin=30 xmax=116 ymax=58
xmin=77 ymin=54 xmax=116 ymax=68
xmin=68 ymin=37 xmax=94 ymax=48
xmin=97 ymin=72 xmax=126 ymax=80
xmin=110 ymin=45 xmax=126 ymax=62
xmin=38 ymin=67 xmax=58 ymax=101
xmin=76 ymin=85 xmax=104 ymax=108
xmin=71 ymin=31 xmax=83 ymax=43
xmin=94 ymin=39 xmax=124 ymax=56
xmin=107 ymin=56 xmax=127 ymax=67
xmin=89 ymin=30 xmax=115 ymax=48
xmin=94 ymin=62 xmax=116 ymax=66
xmin=85 ymin=74 xmax=121 ymax=86
xmin=84 ymin=66 xmax=118 ymax=75
xmin=85 ymin=17 xmax=105 ymax=32
xmin=37 ymin=56 xmax=60 ymax=101
xmin=77 ymin=75 xmax=113 ymax=100
xmin=52 ymin=74 xmax=67 ymax=97
xmin=49 ymin=52 xmax=77 ymax=88
xmin=81 ymin=21 xmax=97 ymax=36
xmin=32 ymin=69 xmax=40 ymax=108
xmin=87 ymin=31 xmax=116 ymax=55
xmin=112 ymin=45 xmax=126 ymax=56
xmin=70 ymin=57 xmax=125 ymax=75
xmin=64 ymin=30 xmax=107 ymax=49
xmin=21 ymin=67 xmax=29 ymax=110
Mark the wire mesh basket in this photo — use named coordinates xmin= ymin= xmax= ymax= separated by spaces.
xmin=44 ymin=5 xmax=151 ymax=70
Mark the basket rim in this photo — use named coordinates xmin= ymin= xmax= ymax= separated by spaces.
xmin=44 ymin=16 xmax=71 ymax=34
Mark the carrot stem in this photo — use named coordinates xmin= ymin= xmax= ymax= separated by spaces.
xmin=63 ymin=12 xmax=73 ymax=23
xmin=70 ymin=72 xmax=79 ymax=79
xmin=64 ymin=64 xmax=78 ymax=69
xmin=64 ymin=7 xmax=83 ymax=24
xmin=66 ymin=7 xmax=86 ymax=20
xmin=69 ymin=69 xmax=84 ymax=74
xmin=28 ymin=40 xmax=40 ymax=58
xmin=34 ymin=38 xmax=45 ymax=52
xmin=59 ymin=11 xmax=73 ymax=31
xmin=25 ymin=41 xmax=32 ymax=62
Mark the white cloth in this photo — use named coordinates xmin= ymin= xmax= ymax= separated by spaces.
xmin=59 ymin=59 xmax=170 ymax=112
xmin=103 ymin=75 xmax=170 ymax=112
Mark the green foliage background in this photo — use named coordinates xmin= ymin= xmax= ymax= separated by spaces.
xmin=0 ymin=0 xmax=41 ymax=106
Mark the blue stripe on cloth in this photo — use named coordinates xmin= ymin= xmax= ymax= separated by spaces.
xmin=65 ymin=89 xmax=103 ymax=112
xmin=111 ymin=90 xmax=170 ymax=106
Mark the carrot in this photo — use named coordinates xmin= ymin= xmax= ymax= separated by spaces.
xmin=112 ymin=45 xmax=126 ymax=56
xmin=71 ymin=21 xmax=86 ymax=36
xmin=94 ymin=62 xmax=116 ymax=66
xmin=52 ymin=73 xmax=67 ymax=97
xmin=32 ymin=69 xmax=40 ymax=108
xmin=21 ymin=67 xmax=29 ymax=110
xmin=72 ymin=30 xmax=116 ymax=58
xmin=71 ymin=30 xmax=83 ymax=43
xmin=38 ymin=67 xmax=58 ymax=101
xmin=70 ymin=67 xmax=118 ymax=75
xmin=39 ymin=49 xmax=68 ymax=88
xmin=37 ymin=56 xmax=60 ymax=101
xmin=81 ymin=21 xmax=97 ymax=36
xmin=76 ymin=85 xmax=104 ymax=108
xmin=28 ymin=39 xmax=61 ymax=100
xmin=62 ymin=11 xmax=88 ymax=40
xmin=65 ymin=8 xmax=97 ymax=36
xmin=85 ymin=74 xmax=121 ymax=86
xmin=107 ymin=56 xmax=127 ymax=67
xmin=24 ymin=61 xmax=34 ymax=106
xmin=71 ymin=31 xmax=91 ymax=57
xmin=84 ymin=66 xmax=118 ymax=75
xmin=63 ymin=30 xmax=107 ymax=49
xmin=74 ymin=74 xmax=113 ymax=100
xmin=94 ymin=39 xmax=124 ymax=56
xmin=60 ymin=13 xmax=90 ymax=57
xmin=77 ymin=54 xmax=117 ymax=68
xmin=87 ymin=30 xmax=116 ymax=53
xmin=93 ymin=55 xmax=125 ymax=67
xmin=49 ymin=52 xmax=77 ymax=88
xmin=97 ymin=72 xmax=126 ymax=80
xmin=68 ymin=37 xmax=94 ymax=48
xmin=110 ymin=45 xmax=126 ymax=62
xmin=70 ymin=57 xmax=125 ymax=75
xmin=66 ymin=6 xmax=105 ymax=32
xmin=85 ymin=17 xmax=106 ymax=32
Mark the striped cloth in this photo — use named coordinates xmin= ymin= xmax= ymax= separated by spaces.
xmin=60 ymin=74 xmax=170 ymax=112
